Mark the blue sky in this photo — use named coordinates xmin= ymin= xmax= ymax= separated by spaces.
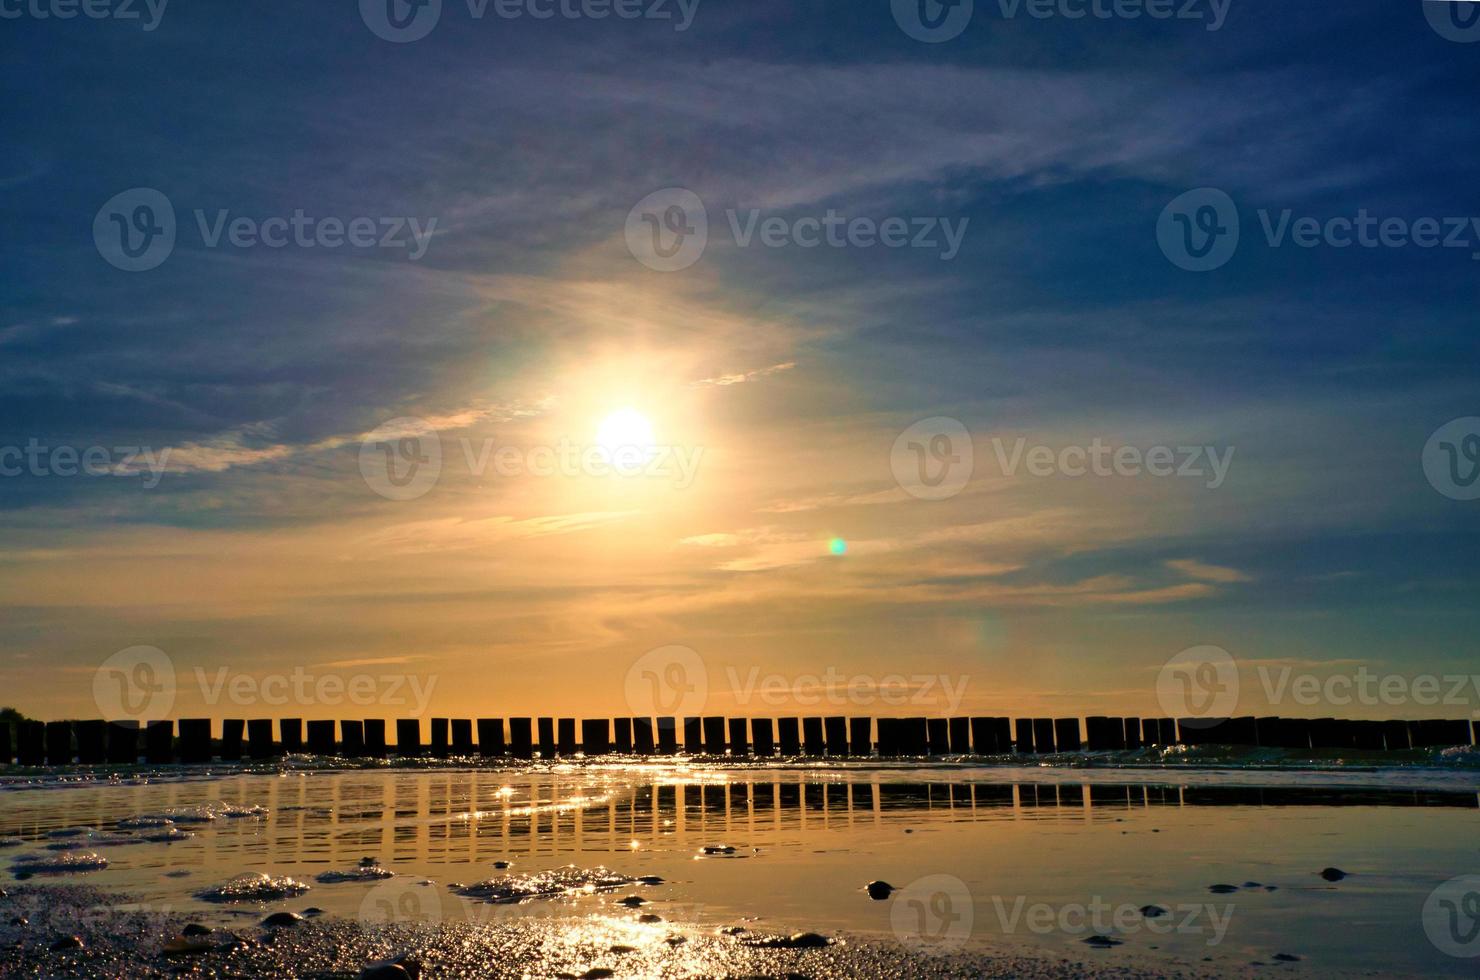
xmin=2 ymin=0 xmax=1477 ymax=721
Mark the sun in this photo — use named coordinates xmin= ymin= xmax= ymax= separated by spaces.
xmin=596 ymin=407 xmax=655 ymax=452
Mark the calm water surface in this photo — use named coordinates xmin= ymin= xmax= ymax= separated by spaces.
xmin=2 ymin=762 xmax=1477 ymax=977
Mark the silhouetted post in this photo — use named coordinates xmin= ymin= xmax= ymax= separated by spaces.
xmin=751 ymin=717 xmax=775 ymax=756
xmin=1445 ymin=719 xmax=1473 ymax=745
xmin=702 ymin=716 xmax=726 ymax=755
xmin=1227 ymin=716 xmax=1257 ymax=746
xmin=1105 ymin=717 xmax=1126 ymax=750
xmin=1253 ymin=717 xmax=1278 ymax=748
xmin=903 ymin=717 xmax=929 ymax=755
xmin=993 ymin=717 xmax=1012 ymax=754
xmin=778 ymin=717 xmax=801 ymax=755
xmin=582 ymin=719 xmax=611 ymax=755
xmin=0 ymin=722 xmax=10 ymax=764
xmin=728 ymin=717 xmax=749 ymax=756
xmin=948 ymin=717 xmax=970 ymax=755
xmin=17 ymin=721 xmax=44 ymax=765
xmin=969 ymin=717 xmax=995 ymax=754
xmin=341 ymin=720 xmax=366 ymax=757
xmin=451 ymin=719 xmax=474 ymax=755
xmin=536 ymin=717 xmax=555 ymax=757
xmin=45 ymin=721 xmax=74 ymax=765
xmin=557 ymin=718 xmax=576 ymax=756
xmin=73 ymin=720 xmax=105 ymax=764
xmin=633 ymin=717 xmax=656 ymax=754
xmin=1054 ymin=718 xmax=1081 ymax=752
xmin=849 ymin=717 xmax=872 ymax=756
xmin=1032 ymin=718 xmax=1055 ymax=754
xmin=825 ymin=716 xmax=849 ymax=755
xmin=1084 ymin=716 xmax=1108 ymax=750
xmin=305 ymin=720 xmax=335 ymax=756
xmin=178 ymin=719 xmax=212 ymax=763
xmin=144 ymin=720 xmax=174 ymax=763
xmin=247 ymin=719 xmax=275 ymax=759
xmin=1014 ymin=718 xmax=1035 ymax=754
xmin=803 ymin=717 xmax=825 ymax=755
xmin=926 ymin=717 xmax=949 ymax=755
xmin=614 ymin=718 xmax=634 ymax=753
xmin=364 ymin=719 xmax=388 ymax=757
xmin=431 ymin=718 xmax=451 ymax=757
xmin=1354 ymin=720 xmax=1384 ymax=751
xmin=656 ymin=716 xmax=678 ymax=754
xmin=874 ymin=718 xmax=896 ymax=756
xmin=1308 ymin=718 xmax=1341 ymax=749
xmin=280 ymin=719 xmax=304 ymax=754
xmin=1379 ymin=719 xmax=1409 ymax=751
xmin=218 ymin=719 xmax=244 ymax=761
xmin=477 ymin=718 xmax=505 ymax=756
xmin=1123 ymin=717 xmax=1142 ymax=750
xmin=683 ymin=716 xmax=703 ymax=754
xmin=510 ymin=717 xmax=534 ymax=758
xmin=396 ymin=718 xmax=421 ymax=756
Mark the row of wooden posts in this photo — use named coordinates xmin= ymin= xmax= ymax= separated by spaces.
xmin=2 ymin=714 xmax=1476 ymax=766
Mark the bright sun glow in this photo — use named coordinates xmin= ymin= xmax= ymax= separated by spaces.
xmin=596 ymin=408 xmax=655 ymax=451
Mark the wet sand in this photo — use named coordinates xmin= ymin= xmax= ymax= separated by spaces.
xmin=0 ymin=884 xmax=1240 ymax=979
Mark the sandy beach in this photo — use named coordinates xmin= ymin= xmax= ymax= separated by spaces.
xmin=0 ymin=883 xmax=1251 ymax=979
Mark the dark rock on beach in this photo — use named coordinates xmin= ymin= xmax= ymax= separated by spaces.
xmin=1319 ymin=867 xmax=1347 ymax=882
xmin=1083 ymin=935 xmax=1123 ymax=948
xmin=866 ymin=880 xmax=895 ymax=900
xmin=262 ymin=911 xmax=304 ymax=927
xmin=1208 ymin=884 xmax=1238 ymax=894
xmin=1138 ymin=906 xmax=1167 ymax=918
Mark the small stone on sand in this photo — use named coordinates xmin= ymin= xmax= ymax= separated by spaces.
xmin=262 ymin=911 xmax=304 ymax=927
xmin=1083 ymin=935 xmax=1122 ymax=948
xmin=866 ymin=880 xmax=894 ymax=900
xmin=1319 ymin=867 xmax=1347 ymax=881
xmin=49 ymin=935 xmax=84 ymax=951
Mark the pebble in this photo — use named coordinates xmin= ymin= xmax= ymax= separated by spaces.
xmin=181 ymin=923 xmax=212 ymax=936
xmin=360 ymin=965 xmax=411 ymax=980
xmin=49 ymin=935 xmax=84 ymax=951
xmin=492 ymin=861 xmax=511 ymax=869
xmin=1319 ymin=867 xmax=1347 ymax=882
xmin=637 ymin=913 xmax=663 ymax=924
xmin=866 ymin=880 xmax=895 ymax=900
xmin=1083 ymin=935 xmax=1122 ymax=948
xmin=636 ymin=874 xmax=663 ymax=885
xmin=700 ymin=845 xmax=736 ymax=855
xmin=262 ymin=911 xmax=304 ymax=928
xmin=1139 ymin=905 xmax=1168 ymax=918
xmin=578 ymin=970 xmax=615 ymax=979
xmin=608 ymin=945 xmax=637 ymax=954
xmin=1208 ymin=884 xmax=1238 ymax=894
xmin=1273 ymin=952 xmax=1301 ymax=962
xmin=617 ymin=895 xmax=645 ymax=907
